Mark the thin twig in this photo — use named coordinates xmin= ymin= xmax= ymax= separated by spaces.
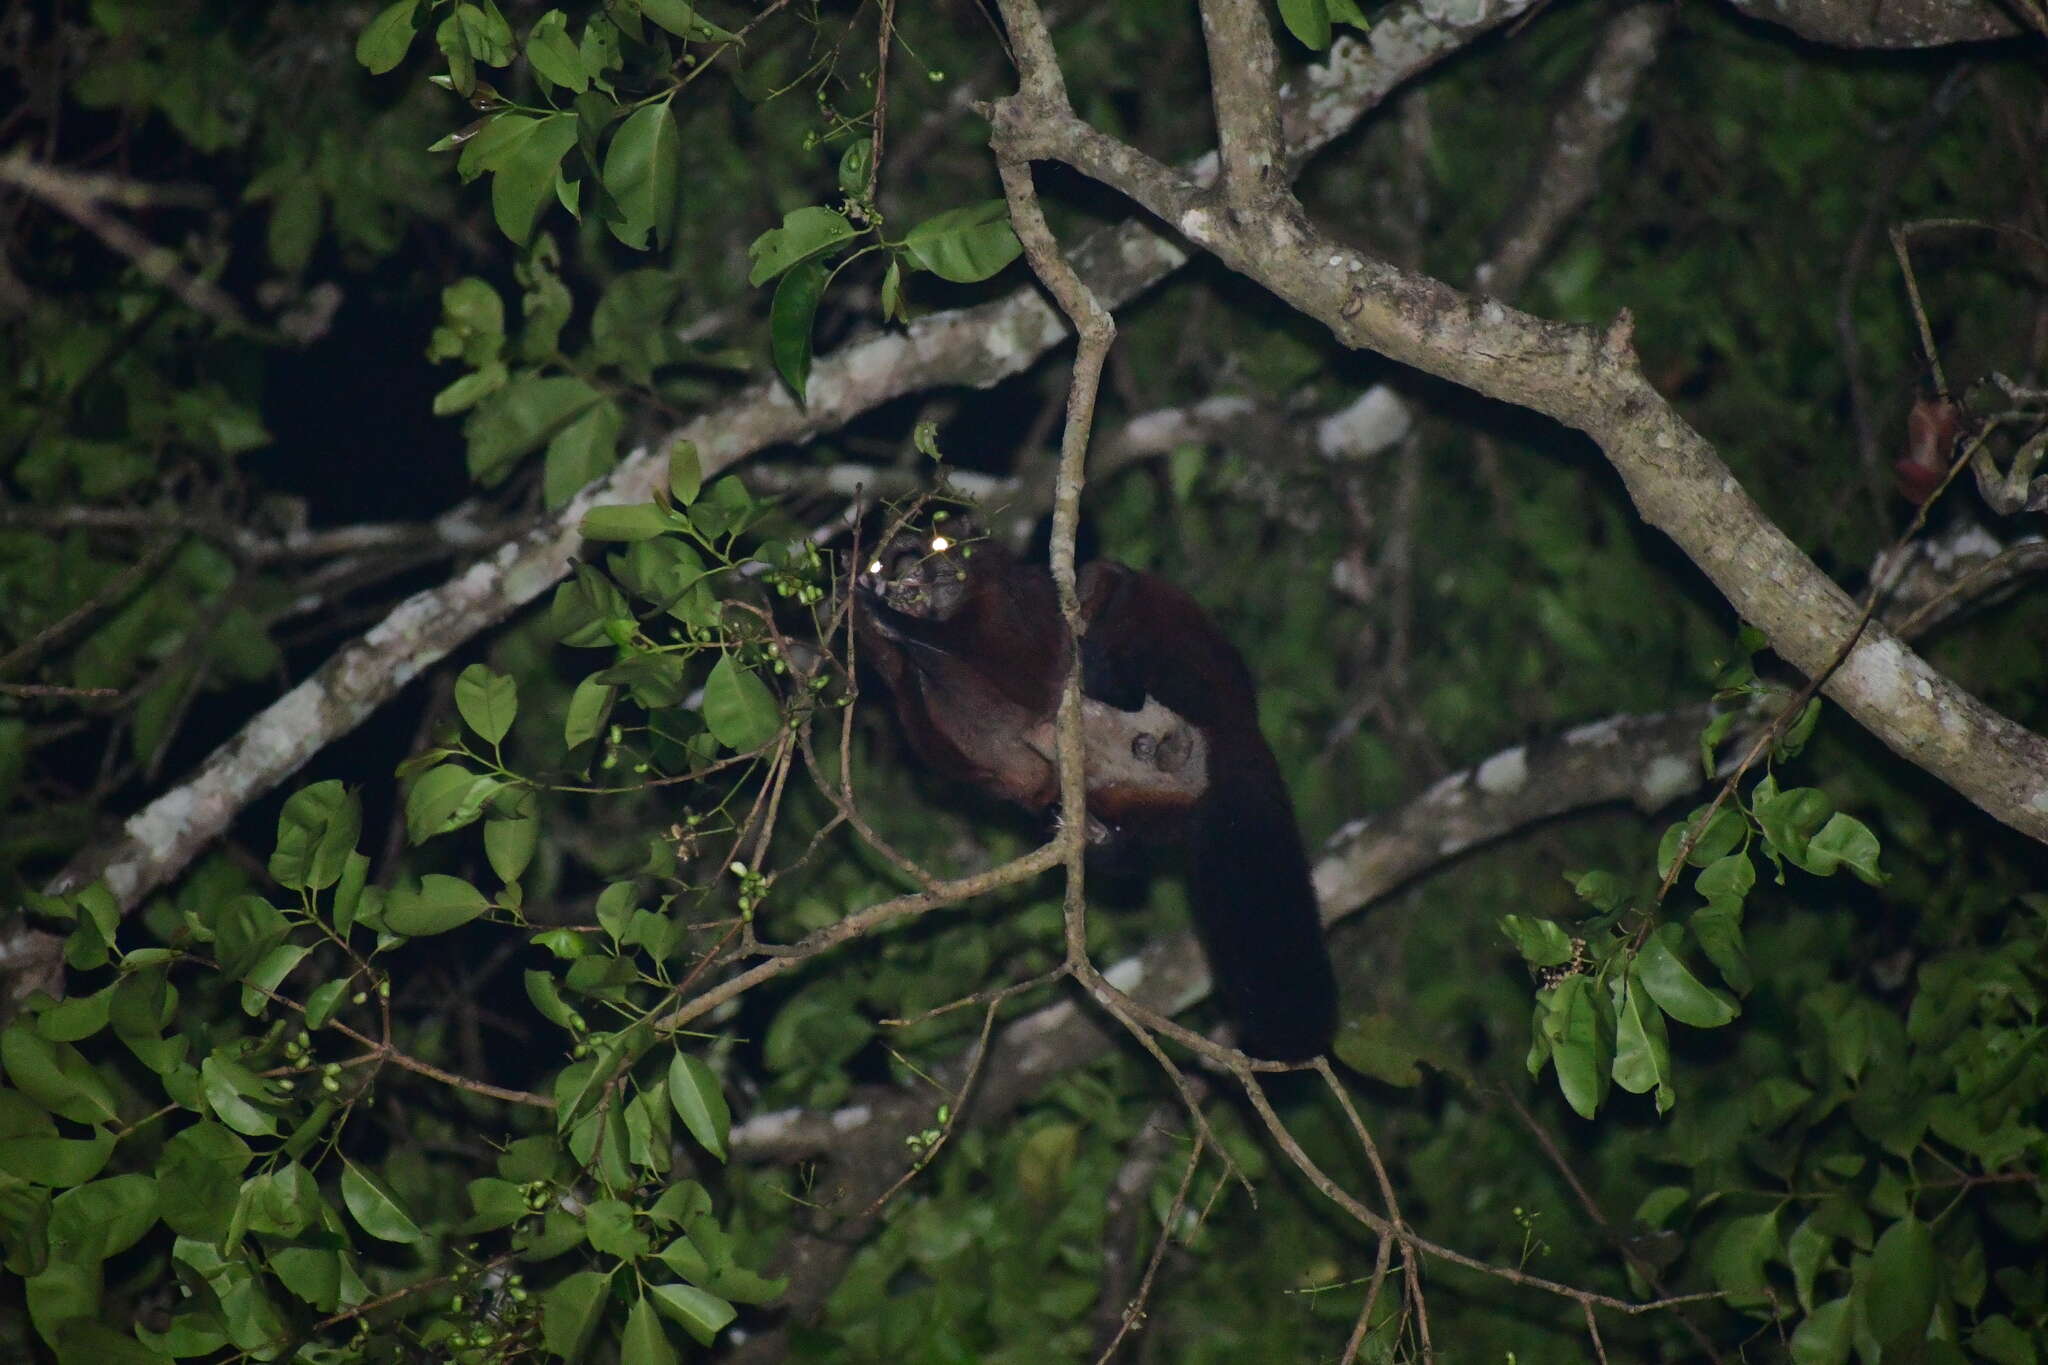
xmin=1094 ymin=1130 xmax=1206 ymax=1363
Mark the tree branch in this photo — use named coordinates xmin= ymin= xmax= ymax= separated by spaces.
xmin=1008 ymin=103 xmax=2048 ymax=845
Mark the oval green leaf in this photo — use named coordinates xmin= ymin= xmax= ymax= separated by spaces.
xmin=1863 ymin=1216 xmax=1937 ymax=1343
xmin=702 ymin=656 xmax=779 ymax=752
xmin=649 ymin=1281 xmax=737 ymax=1346
xmin=902 ymin=200 xmax=1021 ymax=284
xmin=455 ymin=664 xmax=519 ymax=746
xmin=770 ymin=258 xmax=827 ymax=403
xmin=1276 ymin=0 xmax=1332 ymax=49
xmin=667 ymin=1052 xmax=730 ymax=1161
xmin=340 ymin=1157 xmax=424 ymax=1243
xmin=603 ymin=97 xmax=681 ymax=250
xmin=1635 ymin=924 xmax=1739 ymax=1028
xmin=270 ymin=780 xmax=361 ymax=892
xmin=746 ymin=206 xmax=856 ymax=285
xmin=356 ymin=0 xmax=420 ymax=74
xmin=526 ymin=10 xmax=588 ymax=92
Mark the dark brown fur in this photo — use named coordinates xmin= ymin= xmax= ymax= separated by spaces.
xmin=855 ymin=532 xmax=1337 ymax=1060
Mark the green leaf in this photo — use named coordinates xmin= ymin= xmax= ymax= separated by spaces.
xmin=1968 ymin=1317 xmax=2038 ymax=1365
xmin=746 ymin=206 xmax=857 ymax=285
xmin=770 ymin=258 xmax=827 ymax=403
xmin=615 ymin=537 xmax=716 ymax=626
xmin=668 ymin=440 xmax=702 ymax=506
xmin=1277 ymin=0 xmax=1331 ymax=47
xmin=526 ymin=10 xmax=588 ymax=91
xmin=649 ymin=1281 xmax=736 ymax=1346
xmin=33 ymin=988 xmax=111 ymax=1043
xmin=356 ymin=0 xmax=421 ymax=73
xmin=542 ymin=1269 xmax=612 ymax=1361
xmin=702 ymin=656 xmax=779 ymax=752
xmin=1863 ymin=1217 xmax=1937 ymax=1343
xmin=1787 ymin=1215 xmax=1832 ymax=1312
xmin=485 ymin=817 xmax=538 ymax=885
xmin=590 ymin=269 xmax=682 ymax=381
xmin=1499 ymin=914 xmax=1573 ymax=967
xmin=461 ymin=1177 xmax=528 ymax=1233
xmin=383 ymin=875 xmax=491 ymax=936
xmin=200 ymin=1055 xmax=278 ymax=1137
xmin=525 ymin=968 xmax=581 ymax=1030
xmin=622 ymin=1294 xmax=679 ymax=1365
xmin=2 ymin=1027 xmax=119 ymax=1126
xmin=48 ymin=1173 xmax=157 ymax=1262
xmin=213 ymin=894 xmax=289 ymax=980
xmin=267 ymin=178 xmax=322 ymax=275
xmin=1777 ymin=696 xmax=1823 ymax=759
xmin=544 ymin=400 xmax=623 ymax=508
xmin=581 ymin=501 xmax=677 ymax=541
xmin=458 ymin=112 xmax=547 ymax=182
xmin=491 ymin=113 xmax=579 ymax=245
xmin=880 ymin=256 xmax=903 ymax=321
xmin=152 ymin=1124 xmax=247 ymax=1238
xmin=1802 ymin=813 xmax=1884 ymax=885
xmin=438 ymin=15 xmax=477 ymax=97
xmin=239 ymin=942 xmax=312 ymax=1016
xmin=564 ymin=676 xmax=616 ymax=749
xmin=339 ymin=1158 xmax=423 ymax=1243
xmin=1693 ymin=851 xmax=1754 ymax=903
xmin=585 ymin=1196 xmax=649 ymax=1259
xmin=1708 ymin=1210 xmax=1779 ymax=1302
xmin=456 ymin=664 xmax=519 ymax=746
xmin=0 ymin=1129 xmax=115 ymax=1187
xmin=1634 ymin=924 xmax=1738 ymax=1028
xmin=1566 ymin=868 xmax=1627 ymax=912
xmin=1609 ymin=967 xmax=1674 ymax=1113
xmin=304 ymin=978 xmax=348 ymax=1030
xmin=72 ymin=886 xmax=119 ymax=971
xmin=465 ymin=374 xmax=602 ymax=486
xmin=603 ymin=97 xmax=681 ymax=249
xmin=637 ymin=0 xmax=736 ymax=41
xmin=404 ymin=763 xmax=497 ymax=843
xmin=1690 ymin=902 xmax=1751 ymax=995
xmin=332 ymin=851 xmax=370 ymax=936
xmin=270 ymin=781 xmax=361 ymax=892
xmin=1656 ymin=803 xmax=1745 ymax=877
xmin=667 ymin=1053 xmax=730 ymax=1161
xmin=548 ymin=564 xmax=633 ymax=647
xmin=1788 ymin=1297 xmax=1853 ymax=1365
xmin=269 ymin=1244 xmax=341 ymax=1310
xmin=1537 ymin=975 xmax=1609 ymax=1119
xmin=1754 ymin=784 xmax=1832 ymax=866
xmin=838 ymin=139 xmax=872 ymax=196
xmin=902 ymin=200 xmax=1022 ymax=283
xmin=595 ymin=881 xmax=636 ymax=940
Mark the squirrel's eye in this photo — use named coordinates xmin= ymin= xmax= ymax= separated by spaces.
xmin=929 ymin=535 xmax=952 ymax=553
xmin=866 ymin=560 xmax=884 ymax=576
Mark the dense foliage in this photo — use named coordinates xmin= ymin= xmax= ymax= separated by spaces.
xmin=1 ymin=1 xmax=2044 ymax=1362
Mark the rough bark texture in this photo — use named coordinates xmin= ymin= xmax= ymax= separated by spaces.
xmin=1721 ymin=0 xmax=2022 ymax=48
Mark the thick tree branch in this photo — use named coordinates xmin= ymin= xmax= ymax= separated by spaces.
xmin=1007 ymin=105 xmax=2048 ymax=844
xmin=1718 ymin=0 xmax=2023 ymax=48
xmin=1197 ymin=0 xmax=1287 ymax=209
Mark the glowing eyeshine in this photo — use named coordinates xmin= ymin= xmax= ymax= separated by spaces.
xmin=929 ymin=535 xmax=951 ymax=552
xmin=867 ymin=560 xmax=883 ymax=575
